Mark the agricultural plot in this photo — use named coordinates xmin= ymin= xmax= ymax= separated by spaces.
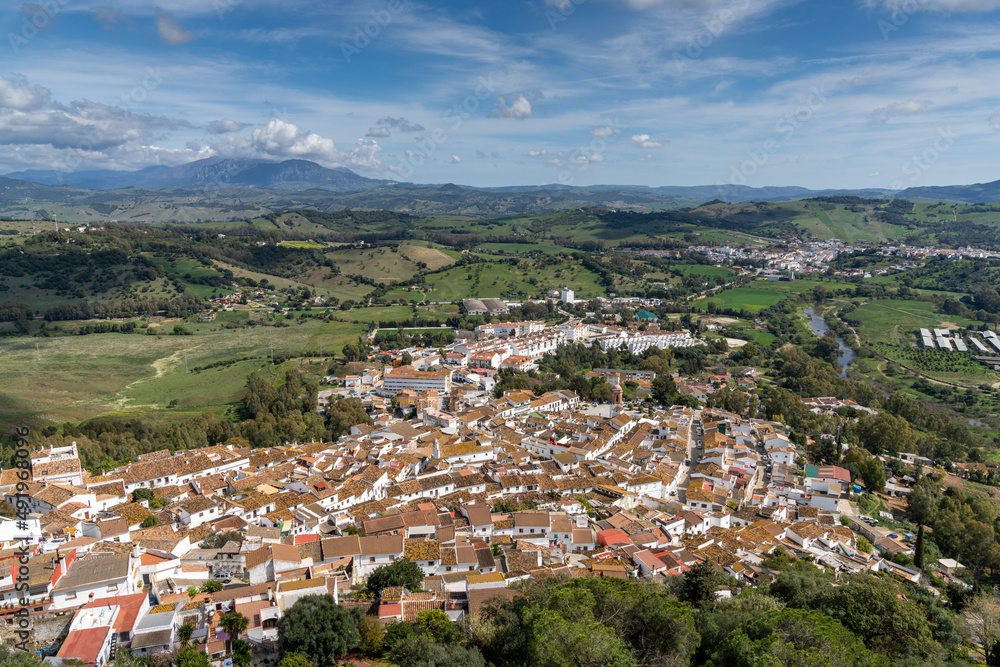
xmin=326 ymin=246 xmax=423 ymax=282
xmin=695 ymin=287 xmax=787 ymax=313
xmin=872 ymin=343 xmax=996 ymax=385
xmin=0 ymin=318 xmax=366 ymax=424
xmin=851 ymin=299 xmax=980 ymax=345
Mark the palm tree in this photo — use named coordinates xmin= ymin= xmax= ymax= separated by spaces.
xmin=178 ymin=622 xmax=194 ymax=647
xmin=220 ymin=611 xmax=249 ymax=654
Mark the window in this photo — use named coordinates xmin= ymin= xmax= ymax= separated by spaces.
xmin=65 ymin=593 xmax=77 ymax=600
xmin=108 ymin=584 xmax=118 ymax=592
xmin=428 ymin=561 xmax=435 ymax=566
xmin=446 ymin=566 xmax=452 ymax=572
xmin=370 ymin=557 xmax=376 ymax=563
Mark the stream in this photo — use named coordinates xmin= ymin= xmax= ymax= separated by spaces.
xmin=802 ymin=306 xmax=857 ymax=378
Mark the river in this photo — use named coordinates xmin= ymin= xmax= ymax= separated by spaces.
xmin=802 ymin=306 xmax=857 ymax=378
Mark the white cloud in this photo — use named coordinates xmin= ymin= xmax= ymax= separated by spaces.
xmin=248 ymin=119 xmax=382 ymax=170
xmin=0 ymin=98 xmax=189 ymax=151
xmin=206 ymin=118 xmax=247 ymax=134
xmin=0 ymin=76 xmax=50 ymax=111
xmin=639 ymin=154 xmax=653 ymax=162
xmin=366 ymin=127 xmax=391 ymax=138
xmin=451 ymin=154 xmax=462 ymax=163
xmin=632 ymin=133 xmax=665 ymax=148
xmin=156 ymin=10 xmax=194 ymax=45
xmin=528 ymin=149 xmax=548 ymax=157
xmin=591 ymin=125 xmax=621 ymax=138
xmin=490 ymin=94 xmax=533 ymax=119
xmin=250 ymin=119 xmax=337 ymax=161
xmin=868 ymin=100 xmax=932 ymax=125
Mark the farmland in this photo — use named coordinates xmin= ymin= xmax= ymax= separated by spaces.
xmin=850 ymin=299 xmax=980 ymax=346
xmin=0 ymin=318 xmax=367 ymax=424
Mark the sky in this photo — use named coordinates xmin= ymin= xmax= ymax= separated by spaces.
xmin=1 ymin=0 xmax=1000 ymax=190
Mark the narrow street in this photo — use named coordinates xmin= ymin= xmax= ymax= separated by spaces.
xmin=676 ymin=409 xmax=703 ymax=505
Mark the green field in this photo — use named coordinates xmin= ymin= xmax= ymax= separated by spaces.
xmin=851 ymin=298 xmax=981 ymax=345
xmin=695 ymin=288 xmax=786 ymax=313
xmin=422 ymin=258 xmax=608 ymax=301
xmin=328 ymin=303 xmax=458 ymax=324
xmin=475 ymin=243 xmax=580 ymax=255
xmin=0 ymin=319 xmax=366 ymax=424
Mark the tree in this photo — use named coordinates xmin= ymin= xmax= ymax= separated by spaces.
xmin=358 ymin=614 xmax=385 ymax=656
xmin=650 ymin=374 xmax=678 ymax=406
xmin=132 ymin=488 xmax=155 ymax=503
xmin=232 ymin=639 xmax=252 ymax=667
xmin=141 ymin=515 xmax=158 ymax=529
xmin=813 ymin=574 xmax=933 ymax=659
xmin=277 ymin=594 xmax=361 ymax=666
xmin=366 ymin=558 xmax=423 ymax=596
xmin=201 ymin=579 xmax=224 ymax=593
xmin=528 ymin=610 xmax=637 ymax=667
xmin=220 ymin=611 xmax=249 ymax=654
xmin=389 ymin=634 xmax=487 ymax=667
xmin=178 ymin=622 xmax=194 ymax=647
xmin=0 ymin=643 xmax=44 ymax=667
xmin=276 ymin=653 xmax=314 ymax=667
xmin=908 ymin=477 xmax=943 ymax=526
xmin=175 ymin=646 xmax=211 ymax=667
xmin=187 ymin=586 xmax=199 ymax=599
xmin=914 ymin=524 xmax=925 ymax=568
xmin=679 ymin=558 xmax=717 ymax=608
xmin=708 ymin=608 xmax=888 ymax=667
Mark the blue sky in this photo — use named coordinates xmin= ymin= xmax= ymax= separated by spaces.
xmin=1 ymin=0 xmax=999 ymax=190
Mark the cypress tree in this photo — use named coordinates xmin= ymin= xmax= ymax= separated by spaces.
xmin=914 ymin=524 xmax=925 ymax=569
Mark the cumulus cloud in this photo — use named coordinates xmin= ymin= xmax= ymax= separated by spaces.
xmin=591 ymin=125 xmax=621 ymax=138
xmin=206 ymin=118 xmax=247 ymax=135
xmin=156 ymin=10 xmax=194 ymax=45
xmin=249 ymin=119 xmax=382 ymax=170
xmin=632 ymin=133 xmax=664 ymax=149
xmin=527 ymin=149 xmax=548 ymax=157
xmin=250 ymin=119 xmax=337 ymax=161
xmin=450 ymin=154 xmax=462 ymax=163
xmin=490 ymin=94 xmax=533 ymax=119
xmin=0 ymin=87 xmax=189 ymax=153
xmin=868 ymin=100 xmax=932 ymax=125
xmin=0 ymin=76 xmax=50 ymax=111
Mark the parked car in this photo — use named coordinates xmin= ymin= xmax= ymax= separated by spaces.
xmin=212 ymin=571 xmax=233 ymax=583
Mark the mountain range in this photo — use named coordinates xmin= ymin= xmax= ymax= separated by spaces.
xmin=2 ymin=158 xmax=999 ymax=221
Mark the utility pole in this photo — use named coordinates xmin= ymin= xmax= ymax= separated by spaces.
xmin=270 ymin=342 xmax=274 ymax=365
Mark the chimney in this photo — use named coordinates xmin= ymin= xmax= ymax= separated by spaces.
xmin=267 ymin=586 xmax=274 ymax=604
xmin=333 ymin=578 xmax=338 ymax=605
xmin=132 ymin=545 xmax=140 ymax=559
